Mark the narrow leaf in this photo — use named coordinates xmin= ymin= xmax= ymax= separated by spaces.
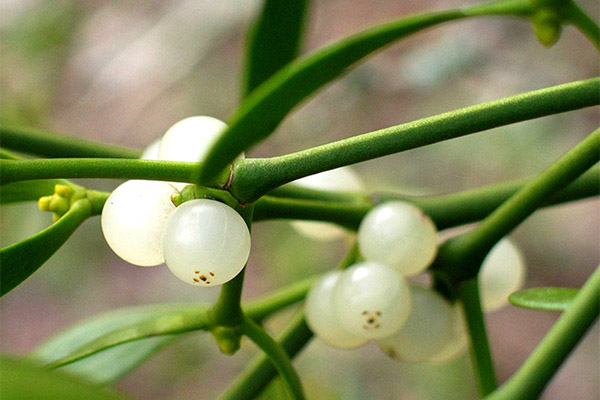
xmin=1 ymin=179 xmax=72 ymax=204
xmin=244 ymin=0 xmax=309 ymax=97
xmin=1 ymin=199 xmax=91 ymax=296
xmin=43 ymin=305 xmax=211 ymax=370
xmin=0 ymin=356 xmax=131 ymax=400
xmin=509 ymin=287 xmax=579 ymax=311
xmin=199 ymin=8 xmax=466 ymax=183
xmin=32 ymin=304 xmax=208 ymax=384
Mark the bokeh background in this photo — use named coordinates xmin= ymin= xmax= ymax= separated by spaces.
xmin=1 ymin=0 xmax=598 ymax=399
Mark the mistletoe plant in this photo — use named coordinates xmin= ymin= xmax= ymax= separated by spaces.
xmin=1 ymin=0 xmax=599 ymax=399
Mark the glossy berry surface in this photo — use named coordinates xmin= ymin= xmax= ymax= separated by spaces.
xmin=163 ymin=199 xmax=251 ymax=286
xmin=479 ymin=238 xmax=526 ymax=312
xmin=291 ymin=167 xmax=364 ymax=241
xmin=305 ymin=271 xmax=369 ymax=349
xmin=377 ymin=284 xmax=455 ymax=362
xmin=158 ymin=116 xmax=228 ymax=162
xmin=358 ymin=201 xmax=438 ymax=276
xmin=428 ymin=306 xmax=468 ymax=363
xmin=140 ymin=138 xmax=161 ymax=160
xmin=332 ymin=262 xmax=411 ymax=339
xmin=101 ymin=180 xmax=178 ymax=266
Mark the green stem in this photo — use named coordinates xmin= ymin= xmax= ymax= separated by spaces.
xmin=230 ymin=78 xmax=600 ymax=202
xmin=244 ymin=276 xmax=317 ymax=322
xmin=254 ymin=165 xmax=600 ymax=230
xmin=0 ymin=125 xmax=141 ymax=159
xmin=437 ymin=129 xmax=600 ymax=282
xmin=220 ymin=246 xmax=358 ymax=400
xmin=0 ymin=159 xmax=208 ymax=186
xmin=459 ymin=279 xmax=498 ymax=396
xmin=210 ymin=205 xmax=255 ymax=327
xmin=241 ymin=316 xmax=305 ymax=400
xmin=564 ymin=0 xmax=600 ymax=50
xmin=221 ymin=312 xmax=312 ymax=400
xmin=485 ymin=267 xmax=600 ymax=400
xmin=200 ymin=0 xmax=536 ymax=183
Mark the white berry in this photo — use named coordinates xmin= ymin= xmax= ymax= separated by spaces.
xmin=163 ymin=199 xmax=251 ymax=287
xmin=377 ymin=284 xmax=455 ymax=362
xmin=358 ymin=201 xmax=438 ymax=277
xmin=101 ymin=180 xmax=178 ymax=266
xmin=479 ymin=238 xmax=526 ymax=312
xmin=141 ymin=138 xmax=161 ymax=160
xmin=428 ymin=305 xmax=468 ymax=363
xmin=291 ymin=167 xmax=364 ymax=241
xmin=304 ymin=271 xmax=369 ymax=349
xmin=158 ymin=116 xmax=229 ymax=163
xmin=332 ymin=262 xmax=411 ymax=339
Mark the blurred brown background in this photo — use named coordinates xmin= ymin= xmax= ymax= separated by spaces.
xmin=1 ymin=0 xmax=598 ymax=399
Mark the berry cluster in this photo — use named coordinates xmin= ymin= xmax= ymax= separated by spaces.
xmin=101 ymin=116 xmax=251 ymax=287
xmin=304 ymin=188 xmax=527 ymax=363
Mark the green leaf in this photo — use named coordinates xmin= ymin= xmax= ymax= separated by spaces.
xmin=40 ymin=304 xmax=211 ymax=371
xmin=199 ymin=8 xmax=468 ymax=183
xmin=0 ymin=125 xmax=141 ymax=159
xmin=0 ymin=199 xmax=91 ymax=296
xmin=509 ymin=287 xmax=579 ymax=311
xmin=1 ymin=179 xmax=73 ymax=204
xmin=0 ymin=356 xmax=131 ymax=400
xmin=243 ymin=0 xmax=309 ymax=97
xmin=32 ymin=304 xmax=209 ymax=384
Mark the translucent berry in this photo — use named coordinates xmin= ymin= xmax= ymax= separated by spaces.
xmin=377 ymin=284 xmax=455 ymax=362
xmin=428 ymin=306 xmax=468 ymax=363
xmin=305 ymin=271 xmax=369 ymax=349
xmin=332 ymin=262 xmax=411 ymax=339
xmin=158 ymin=116 xmax=229 ymax=162
xmin=101 ymin=180 xmax=178 ymax=266
xmin=358 ymin=201 xmax=438 ymax=277
xmin=479 ymin=238 xmax=526 ymax=312
xmin=291 ymin=167 xmax=364 ymax=241
xmin=141 ymin=138 xmax=161 ymax=160
xmin=162 ymin=199 xmax=251 ymax=287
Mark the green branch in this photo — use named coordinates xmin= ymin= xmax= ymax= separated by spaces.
xmin=459 ymin=279 xmax=498 ymax=396
xmin=209 ymin=204 xmax=255 ymax=354
xmin=0 ymin=125 xmax=141 ymax=159
xmin=46 ymin=306 xmax=212 ymax=369
xmin=220 ymin=312 xmax=312 ymax=400
xmin=254 ymin=164 xmax=600 ymax=230
xmin=435 ymin=129 xmax=600 ymax=282
xmin=230 ymin=78 xmax=600 ymax=202
xmin=0 ymin=158 xmax=210 ymax=186
xmin=199 ymin=0 xmax=535 ymax=184
xmin=241 ymin=316 xmax=305 ymax=400
xmin=485 ymin=267 xmax=600 ymax=400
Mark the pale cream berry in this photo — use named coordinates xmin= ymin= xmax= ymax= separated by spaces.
xmin=377 ymin=284 xmax=455 ymax=362
xmin=158 ymin=116 xmax=229 ymax=163
xmin=479 ymin=238 xmax=526 ymax=312
xmin=101 ymin=180 xmax=178 ymax=266
xmin=332 ymin=262 xmax=411 ymax=339
xmin=428 ymin=305 xmax=468 ymax=363
xmin=358 ymin=201 xmax=438 ymax=277
xmin=162 ymin=199 xmax=251 ymax=287
xmin=291 ymin=167 xmax=364 ymax=241
xmin=305 ymin=271 xmax=369 ymax=349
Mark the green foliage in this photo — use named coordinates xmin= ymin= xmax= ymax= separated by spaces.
xmin=31 ymin=304 xmax=210 ymax=384
xmin=0 ymin=356 xmax=131 ymax=400
xmin=509 ymin=287 xmax=579 ymax=311
xmin=243 ymin=0 xmax=309 ymax=97
xmin=199 ymin=3 xmax=487 ymax=183
xmin=0 ymin=199 xmax=91 ymax=296
xmin=0 ymin=0 xmax=599 ymax=399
